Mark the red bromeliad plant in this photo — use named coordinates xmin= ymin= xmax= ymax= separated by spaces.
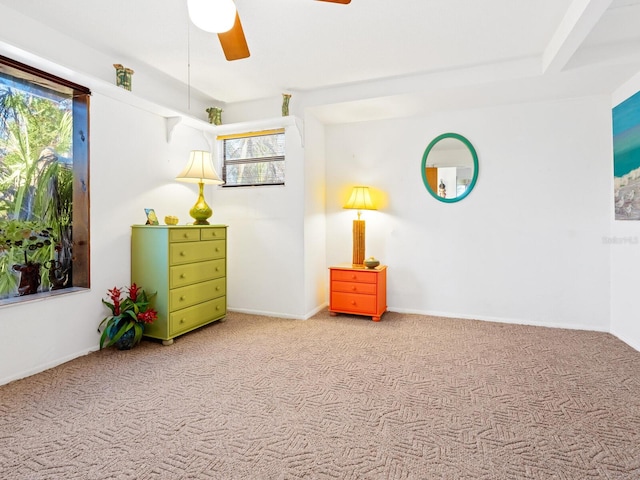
xmin=98 ymin=283 xmax=157 ymax=349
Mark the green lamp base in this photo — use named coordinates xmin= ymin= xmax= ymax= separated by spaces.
xmin=189 ymin=181 xmax=213 ymax=225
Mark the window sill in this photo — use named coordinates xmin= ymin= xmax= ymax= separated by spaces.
xmin=0 ymin=287 xmax=89 ymax=309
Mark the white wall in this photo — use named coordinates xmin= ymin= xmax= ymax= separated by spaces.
xmin=211 ymin=123 xmax=308 ymax=319
xmin=0 ymin=89 xmax=319 ymax=384
xmin=325 ymin=95 xmax=613 ymax=330
xmin=611 ymin=73 xmax=640 ymax=351
xmin=303 ymin=114 xmax=328 ymax=316
xmin=0 ymin=92 xmax=211 ymax=385
xmin=0 ymin=80 xmax=631 ymax=386
xmin=0 ymin=2 xmax=227 ymax=384
xmin=0 ymin=1 xmax=319 ymax=383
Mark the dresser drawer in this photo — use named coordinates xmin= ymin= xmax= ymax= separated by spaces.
xmin=170 ymin=277 xmax=226 ymax=311
xmin=331 ymin=292 xmax=377 ymax=314
xmin=170 ymin=258 xmax=226 ymax=289
xmin=201 ymin=228 xmax=226 ymax=241
xmin=331 ymin=280 xmax=377 ymax=295
xmin=331 ymin=269 xmax=377 ymax=284
xmin=169 ymin=297 xmax=226 ymax=336
xmin=133 ymin=224 xmax=228 ymax=343
xmin=169 ymin=228 xmax=201 ymax=243
xmin=169 ymin=239 xmax=226 ymax=265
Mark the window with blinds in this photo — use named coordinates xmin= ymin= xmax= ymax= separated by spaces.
xmin=219 ymin=129 xmax=285 ymax=187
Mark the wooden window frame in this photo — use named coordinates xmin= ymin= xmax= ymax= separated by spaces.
xmin=0 ymin=54 xmax=90 ymax=303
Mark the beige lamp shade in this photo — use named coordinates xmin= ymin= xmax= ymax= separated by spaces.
xmin=176 ymin=150 xmax=224 ymax=225
xmin=343 ymin=186 xmax=377 ymax=267
xmin=175 ymin=150 xmax=224 ymax=185
xmin=343 ymin=186 xmax=376 ymax=214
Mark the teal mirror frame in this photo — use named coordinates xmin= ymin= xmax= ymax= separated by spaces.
xmin=421 ymin=132 xmax=479 ymax=203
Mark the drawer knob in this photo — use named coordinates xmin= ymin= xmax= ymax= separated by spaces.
xmin=215 ymin=286 xmax=219 ymax=291
xmin=180 ymin=251 xmax=186 ymax=256
xmin=351 ymin=275 xmax=356 ymax=279
xmin=183 ymin=233 xmax=189 ymax=238
xmin=352 ymin=287 xmax=356 ymax=291
xmin=180 ymin=274 xmax=186 ymax=279
xmin=351 ymin=301 xmax=356 ymax=305
xmin=180 ymin=296 xmax=186 ymax=301
xmin=180 ymin=318 xmax=185 ymax=324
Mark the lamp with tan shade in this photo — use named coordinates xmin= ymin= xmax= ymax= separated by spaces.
xmin=176 ymin=150 xmax=224 ymax=225
xmin=343 ymin=186 xmax=377 ymax=267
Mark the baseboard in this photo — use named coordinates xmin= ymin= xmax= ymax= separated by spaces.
xmin=388 ymin=307 xmax=610 ymax=333
xmin=227 ymin=307 xmax=306 ymax=320
xmin=610 ymin=329 xmax=640 ymax=352
xmin=0 ymin=346 xmax=99 ymax=386
xmin=4 ymin=308 xmax=636 ymax=387
xmin=303 ymin=303 xmax=328 ymax=320
xmin=228 ymin=302 xmax=328 ymax=321
xmin=229 ymin=304 xmax=620 ymax=340
xmin=228 ymin=304 xmax=611 ymax=333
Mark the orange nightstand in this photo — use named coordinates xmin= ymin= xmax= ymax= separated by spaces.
xmin=329 ymin=265 xmax=387 ymax=321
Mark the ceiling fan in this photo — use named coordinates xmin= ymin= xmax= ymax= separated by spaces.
xmin=188 ymin=0 xmax=351 ymax=61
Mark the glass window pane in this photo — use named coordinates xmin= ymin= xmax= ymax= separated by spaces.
xmin=0 ymin=55 xmax=90 ymax=301
xmin=224 ymin=160 xmax=285 ymax=186
xmin=222 ymin=132 xmax=285 ymax=187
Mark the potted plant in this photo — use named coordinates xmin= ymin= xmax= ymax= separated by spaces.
xmin=98 ymin=284 xmax=158 ymax=350
xmin=0 ymin=219 xmax=58 ymax=296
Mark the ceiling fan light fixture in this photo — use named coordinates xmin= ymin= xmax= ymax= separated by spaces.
xmin=187 ymin=0 xmax=237 ymax=33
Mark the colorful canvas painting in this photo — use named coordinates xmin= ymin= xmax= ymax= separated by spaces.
xmin=613 ymin=90 xmax=640 ymax=220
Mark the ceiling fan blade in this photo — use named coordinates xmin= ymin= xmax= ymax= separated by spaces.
xmin=316 ymin=0 xmax=351 ymax=3
xmin=217 ymin=11 xmax=250 ymax=61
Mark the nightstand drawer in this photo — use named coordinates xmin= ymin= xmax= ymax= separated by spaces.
xmin=329 ymin=265 xmax=386 ymax=321
xmin=331 ymin=269 xmax=376 ymax=284
xmin=331 ymin=292 xmax=377 ymax=314
xmin=201 ymin=228 xmax=226 ymax=241
xmin=169 ymin=297 xmax=226 ymax=335
xmin=169 ymin=228 xmax=201 ymax=243
xmin=170 ymin=277 xmax=226 ymax=311
xmin=170 ymin=258 xmax=226 ymax=289
xmin=169 ymin=239 xmax=226 ymax=265
xmin=331 ymin=281 xmax=377 ymax=295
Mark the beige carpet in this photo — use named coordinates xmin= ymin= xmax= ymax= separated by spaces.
xmin=1 ymin=310 xmax=640 ymax=479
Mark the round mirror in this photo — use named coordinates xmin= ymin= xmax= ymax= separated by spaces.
xmin=421 ymin=133 xmax=478 ymax=203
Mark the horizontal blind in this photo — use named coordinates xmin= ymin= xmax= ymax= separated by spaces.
xmin=221 ymin=130 xmax=285 ymax=187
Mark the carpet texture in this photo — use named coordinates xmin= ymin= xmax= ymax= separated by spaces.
xmin=1 ymin=311 xmax=640 ymax=479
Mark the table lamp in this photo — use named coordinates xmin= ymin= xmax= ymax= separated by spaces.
xmin=343 ymin=186 xmax=376 ymax=267
xmin=176 ymin=150 xmax=224 ymax=225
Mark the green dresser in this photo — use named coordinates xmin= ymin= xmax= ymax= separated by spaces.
xmin=131 ymin=225 xmax=227 ymax=345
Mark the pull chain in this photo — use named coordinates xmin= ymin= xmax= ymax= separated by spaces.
xmin=187 ymin=20 xmax=191 ymax=111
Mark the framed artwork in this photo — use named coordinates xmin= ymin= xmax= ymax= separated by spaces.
xmin=144 ymin=208 xmax=159 ymax=225
xmin=613 ymin=91 xmax=640 ymax=220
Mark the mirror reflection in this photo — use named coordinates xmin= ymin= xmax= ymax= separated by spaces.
xmin=421 ymin=133 xmax=478 ymax=203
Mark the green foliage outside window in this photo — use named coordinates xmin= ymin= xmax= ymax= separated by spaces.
xmin=0 ymin=81 xmax=73 ymax=297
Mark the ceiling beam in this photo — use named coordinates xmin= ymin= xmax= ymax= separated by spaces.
xmin=542 ymin=0 xmax=613 ymax=74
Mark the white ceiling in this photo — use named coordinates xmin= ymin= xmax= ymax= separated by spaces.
xmin=2 ymin=0 xmax=640 ymax=119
